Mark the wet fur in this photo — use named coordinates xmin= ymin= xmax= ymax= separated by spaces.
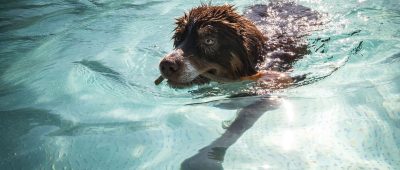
xmin=173 ymin=5 xmax=266 ymax=76
xmin=159 ymin=3 xmax=321 ymax=88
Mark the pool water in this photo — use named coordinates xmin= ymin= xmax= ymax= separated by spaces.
xmin=1 ymin=0 xmax=399 ymax=169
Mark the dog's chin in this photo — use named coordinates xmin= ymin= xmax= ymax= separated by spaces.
xmin=167 ymin=75 xmax=211 ymax=89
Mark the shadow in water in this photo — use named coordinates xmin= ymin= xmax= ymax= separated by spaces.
xmin=74 ymin=59 xmax=124 ymax=83
xmin=181 ymin=95 xmax=281 ymax=170
xmin=0 ymin=108 xmax=64 ymax=169
xmin=0 ymin=107 xmax=161 ymax=169
xmin=381 ymin=52 xmax=400 ymax=64
xmin=49 ymin=119 xmax=159 ymax=136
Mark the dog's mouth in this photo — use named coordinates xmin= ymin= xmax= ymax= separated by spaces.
xmin=155 ymin=65 xmax=242 ymax=88
xmin=167 ymin=69 xmax=219 ymax=88
xmin=166 ymin=74 xmax=211 ymax=88
xmin=155 ymin=69 xmax=220 ymax=88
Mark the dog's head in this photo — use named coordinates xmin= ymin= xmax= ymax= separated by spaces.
xmin=159 ymin=4 xmax=266 ymax=88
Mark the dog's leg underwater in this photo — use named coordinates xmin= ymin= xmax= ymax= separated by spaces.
xmin=180 ymin=97 xmax=281 ymax=170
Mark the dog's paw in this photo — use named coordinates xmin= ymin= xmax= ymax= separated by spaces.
xmin=181 ymin=147 xmax=225 ymax=170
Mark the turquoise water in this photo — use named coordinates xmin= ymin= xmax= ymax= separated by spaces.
xmin=1 ymin=0 xmax=399 ymax=169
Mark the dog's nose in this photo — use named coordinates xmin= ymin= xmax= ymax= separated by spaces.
xmin=159 ymin=57 xmax=181 ymax=78
xmin=160 ymin=50 xmax=183 ymax=79
xmin=159 ymin=49 xmax=185 ymax=79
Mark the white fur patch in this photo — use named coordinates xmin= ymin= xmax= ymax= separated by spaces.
xmin=178 ymin=60 xmax=201 ymax=82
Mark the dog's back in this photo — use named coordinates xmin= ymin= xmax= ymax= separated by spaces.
xmin=244 ymin=2 xmax=322 ymax=71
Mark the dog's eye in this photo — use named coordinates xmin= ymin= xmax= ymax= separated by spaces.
xmin=204 ymin=38 xmax=215 ymax=45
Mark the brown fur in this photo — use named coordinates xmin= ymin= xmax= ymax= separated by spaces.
xmin=158 ymin=3 xmax=320 ymax=88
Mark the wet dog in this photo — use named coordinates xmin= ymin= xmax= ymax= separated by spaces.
xmin=156 ymin=3 xmax=320 ymax=89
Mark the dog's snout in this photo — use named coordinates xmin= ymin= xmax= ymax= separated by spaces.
xmin=160 ymin=59 xmax=180 ymax=77
xmin=159 ymin=50 xmax=184 ymax=78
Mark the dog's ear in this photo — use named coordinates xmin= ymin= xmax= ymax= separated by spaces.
xmin=243 ymin=23 xmax=266 ymax=71
xmin=234 ymin=18 xmax=266 ymax=76
xmin=219 ymin=5 xmax=266 ymax=76
xmin=207 ymin=5 xmax=266 ymax=77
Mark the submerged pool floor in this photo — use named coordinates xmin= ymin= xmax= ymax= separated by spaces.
xmin=0 ymin=0 xmax=399 ymax=169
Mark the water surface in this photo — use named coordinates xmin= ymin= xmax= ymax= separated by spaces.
xmin=0 ymin=0 xmax=399 ymax=169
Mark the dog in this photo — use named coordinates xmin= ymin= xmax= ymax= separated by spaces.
xmin=155 ymin=2 xmax=321 ymax=89
xmin=155 ymin=2 xmax=322 ymax=169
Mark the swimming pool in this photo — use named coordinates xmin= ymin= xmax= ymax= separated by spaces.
xmin=0 ymin=0 xmax=399 ymax=169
